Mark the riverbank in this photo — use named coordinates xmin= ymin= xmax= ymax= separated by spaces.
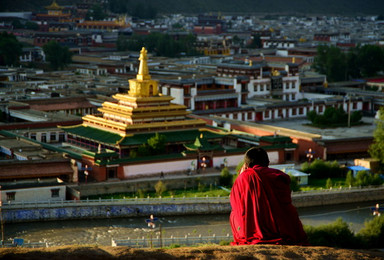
xmin=2 ymin=186 xmax=384 ymax=223
xmin=1 ymin=244 xmax=384 ymax=260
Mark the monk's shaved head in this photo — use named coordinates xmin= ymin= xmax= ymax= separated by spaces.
xmin=244 ymin=147 xmax=270 ymax=167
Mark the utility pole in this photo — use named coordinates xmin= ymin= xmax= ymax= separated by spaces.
xmin=348 ymin=96 xmax=351 ymax=128
xmin=0 ymin=186 xmax=4 ymax=247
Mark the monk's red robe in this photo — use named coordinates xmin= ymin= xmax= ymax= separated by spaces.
xmin=230 ymin=165 xmax=308 ymax=245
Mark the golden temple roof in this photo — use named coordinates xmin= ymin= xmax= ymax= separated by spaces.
xmin=137 ymin=47 xmax=151 ymax=81
xmin=45 ymin=0 xmax=64 ymax=10
xmin=78 ymin=47 xmax=206 ymax=135
xmin=128 ymin=47 xmax=159 ymax=98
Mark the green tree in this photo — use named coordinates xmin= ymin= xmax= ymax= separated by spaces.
xmin=25 ymin=21 xmax=39 ymax=30
xmin=369 ymin=108 xmax=384 ymax=165
xmin=247 ymin=34 xmax=262 ymax=49
xmin=357 ymin=215 xmax=384 ymax=248
xmin=313 ymin=45 xmax=347 ymax=82
xmin=355 ymin=171 xmax=383 ymax=186
xmin=117 ymin=32 xmax=198 ymax=57
xmin=355 ymin=171 xmax=370 ymax=186
xmin=109 ymin=0 xmax=128 ymax=13
xmin=304 ymin=218 xmax=358 ymax=248
xmin=326 ymin=178 xmax=333 ymax=189
xmin=288 ymin=174 xmax=300 ymax=192
xmin=356 ymin=45 xmax=384 ymax=77
xmin=132 ymin=3 xmax=157 ymax=19
xmin=219 ymin=167 xmax=232 ymax=186
xmin=147 ymin=133 xmax=166 ymax=154
xmin=0 ymin=32 xmax=22 ymax=66
xmin=232 ymin=35 xmax=242 ymax=46
xmin=154 ymin=180 xmax=167 ymax=196
xmin=301 ymin=159 xmax=344 ymax=179
xmin=11 ymin=19 xmax=23 ymax=29
xmin=137 ymin=133 xmax=166 ymax=156
xmin=314 ymin=44 xmax=384 ymax=81
xmin=86 ymin=4 xmax=106 ymax=20
xmin=345 ymin=171 xmax=355 ymax=186
xmin=307 ymin=106 xmax=361 ymax=127
xmin=43 ymin=41 xmax=72 ymax=70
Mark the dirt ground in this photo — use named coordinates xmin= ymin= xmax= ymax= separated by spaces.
xmin=0 ymin=245 xmax=384 ymax=260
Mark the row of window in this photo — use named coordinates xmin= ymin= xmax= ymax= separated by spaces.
xmin=2 ymin=189 xmax=60 ymax=202
xmin=26 ymin=132 xmax=65 ymax=143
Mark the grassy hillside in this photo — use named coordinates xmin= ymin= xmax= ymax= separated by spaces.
xmin=1 ymin=0 xmax=384 ymax=15
xmin=1 ymin=245 xmax=384 ymax=260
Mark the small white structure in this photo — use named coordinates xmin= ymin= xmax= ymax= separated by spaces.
xmin=273 ymin=164 xmax=310 ymax=185
xmin=0 ymin=178 xmax=66 ymax=203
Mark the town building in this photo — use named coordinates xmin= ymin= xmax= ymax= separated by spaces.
xmin=76 ymin=17 xmax=130 ymax=32
xmin=33 ymin=0 xmax=72 ymax=32
xmin=0 ymin=178 xmax=66 ymax=203
xmin=313 ymin=32 xmax=351 ymax=44
xmin=0 ymin=133 xmax=76 ymax=183
xmin=58 ymin=48 xmax=298 ymax=182
xmin=216 ymin=59 xmax=300 ymax=102
xmin=193 ymin=14 xmax=225 ymax=35
xmin=33 ymin=31 xmax=93 ymax=47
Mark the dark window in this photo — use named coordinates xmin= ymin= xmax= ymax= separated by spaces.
xmin=51 ymin=189 xmax=60 ymax=198
xmin=6 ymin=192 xmax=16 ymax=201
xmin=41 ymin=133 xmax=47 ymax=143
xmin=59 ymin=133 xmax=66 ymax=142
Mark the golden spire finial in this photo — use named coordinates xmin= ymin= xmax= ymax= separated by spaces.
xmin=137 ymin=47 xmax=151 ymax=81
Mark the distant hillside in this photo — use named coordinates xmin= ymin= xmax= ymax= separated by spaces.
xmin=1 ymin=0 xmax=384 ymax=15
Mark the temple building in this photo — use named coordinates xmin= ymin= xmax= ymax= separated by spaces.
xmin=59 ymin=48 xmax=253 ymax=181
xmin=76 ymin=17 xmax=130 ymax=32
xmin=34 ymin=0 xmax=72 ymax=32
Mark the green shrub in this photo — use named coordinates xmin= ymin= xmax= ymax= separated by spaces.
xmin=219 ymin=167 xmax=232 ymax=186
xmin=219 ymin=240 xmax=231 ymax=246
xmin=137 ymin=188 xmax=146 ymax=198
xmin=168 ymin=243 xmax=181 ymax=248
xmin=154 ymin=180 xmax=167 ymax=196
xmin=345 ymin=171 xmax=354 ymax=186
xmin=288 ymin=174 xmax=300 ymax=192
xmin=301 ymin=159 xmax=344 ymax=178
xmin=304 ymin=218 xmax=358 ymax=248
xmin=197 ymin=182 xmax=205 ymax=192
xmin=307 ymin=107 xmax=362 ymax=127
xmin=357 ymin=215 xmax=384 ymax=248
xmin=326 ymin=178 xmax=333 ymax=189
xmin=355 ymin=171 xmax=384 ymax=186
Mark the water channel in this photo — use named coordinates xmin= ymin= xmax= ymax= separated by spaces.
xmin=2 ymin=201 xmax=380 ymax=246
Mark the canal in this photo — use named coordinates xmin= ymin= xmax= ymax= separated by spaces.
xmin=2 ymin=201 xmax=379 ymax=246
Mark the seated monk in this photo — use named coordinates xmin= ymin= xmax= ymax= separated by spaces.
xmin=230 ymin=147 xmax=308 ymax=245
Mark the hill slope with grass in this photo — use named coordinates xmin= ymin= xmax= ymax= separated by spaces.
xmin=1 ymin=244 xmax=384 ymax=260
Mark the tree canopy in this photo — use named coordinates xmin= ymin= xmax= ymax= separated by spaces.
xmin=137 ymin=133 xmax=167 ymax=156
xmin=313 ymin=44 xmax=384 ymax=82
xmin=117 ymin=33 xmax=199 ymax=57
xmin=307 ymin=107 xmax=362 ymax=128
xmin=42 ymin=41 xmax=73 ymax=70
xmin=86 ymin=4 xmax=106 ymax=20
xmin=0 ymin=32 xmax=22 ymax=66
xmin=369 ymin=107 xmax=384 ymax=165
xmin=109 ymin=0 xmax=157 ymax=19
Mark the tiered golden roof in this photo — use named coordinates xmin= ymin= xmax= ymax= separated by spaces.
xmin=45 ymin=0 xmax=64 ymax=16
xmin=45 ymin=0 xmax=64 ymax=10
xmin=82 ymin=47 xmax=206 ymax=136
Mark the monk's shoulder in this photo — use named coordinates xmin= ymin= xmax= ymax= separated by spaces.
xmin=265 ymin=168 xmax=290 ymax=182
xmin=236 ymin=168 xmax=254 ymax=183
